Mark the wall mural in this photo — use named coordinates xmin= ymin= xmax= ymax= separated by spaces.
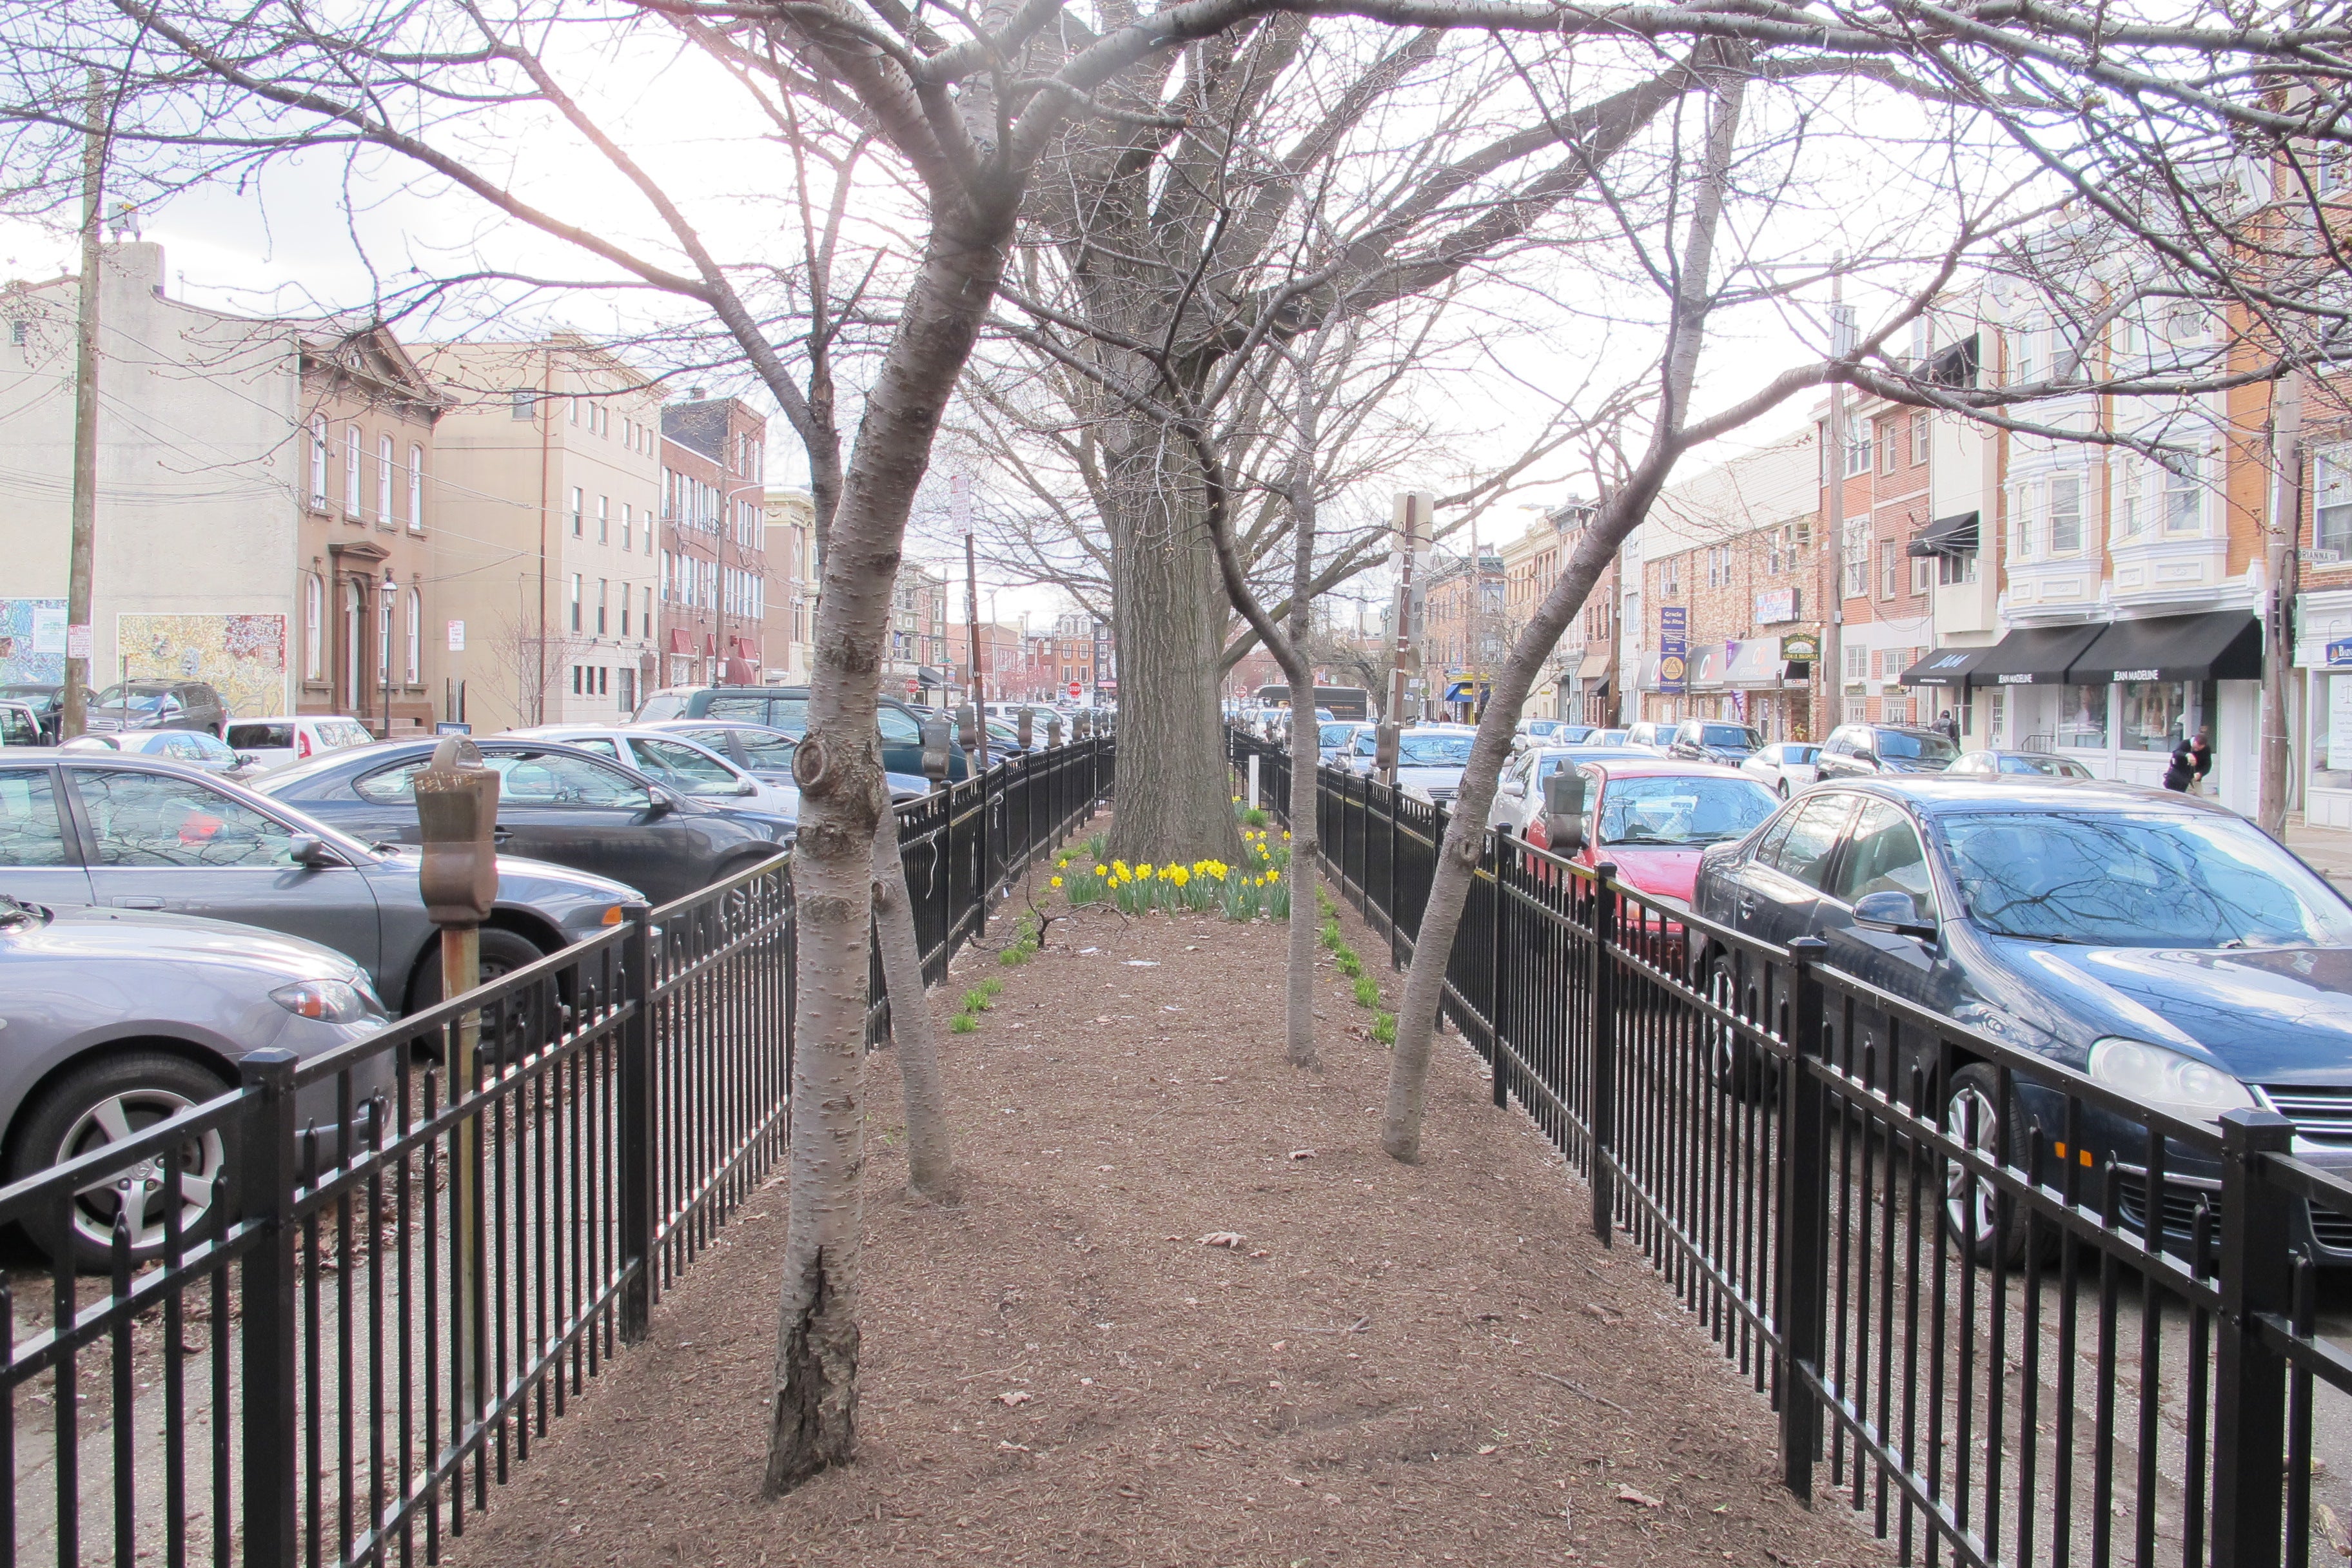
xmin=115 ymin=613 xmax=287 ymax=720
xmin=0 ymin=598 xmax=67 ymax=685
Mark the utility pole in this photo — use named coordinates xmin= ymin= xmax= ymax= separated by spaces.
xmin=1819 ymin=280 xmax=1854 ymax=745
xmin=2262 ymin=371 xmax=2304 ymax=833
xmin=1379 ymin=491 xmax=1431 ymax=780
xmin=62 ymin=72 xmax=106 ymax=742
xmin=965 ymin=531 xmax=988 ymax=769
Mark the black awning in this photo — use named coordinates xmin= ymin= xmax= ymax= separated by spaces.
xmin=1969 ymin=623 xmax=2108 ymax=688
xmin=1898 ymin=645 xmax=1988 ymax=688
xmin=1906 ymin=511 xmax=1980 ymax=558
xmin=2068 ymin=612 xmax=2262 ymax=686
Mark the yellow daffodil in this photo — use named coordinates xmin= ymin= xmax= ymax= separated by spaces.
xmin=1170 ymin=866 xmax=1190 ymax=887
xmin=1231 ymin=795 xmax=1241 ymax=803
xmin=1267 ymin=869 xmax=1280 ymax=883
xmin=1136 ymin=861 xmax=1153 ymax=877
xmin=1050 ymin=876 xmax=1063 ymax=888
xmin=1282 ymin=830 xmax=1292 ymax=841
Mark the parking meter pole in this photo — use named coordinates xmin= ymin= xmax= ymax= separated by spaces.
xmin=1247 ymin=752 xmax=1260 ymax=810
xmin=415 ymin=736 xmax=499 ymax=1433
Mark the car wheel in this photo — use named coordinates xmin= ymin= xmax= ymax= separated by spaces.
xmin=9 ymin=1052 xmax=233 ymax=1273
xmin=406 ymin=928 xmax=558 ymax=1063
xmin=1942 ymin=1063 xmax=2034 ymax=1269
xmin=1777 ymin=778 xmax=1790 ymax=799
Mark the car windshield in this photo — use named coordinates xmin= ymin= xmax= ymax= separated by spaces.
xmin=1319 ymin=723 xmax=1355 ymax=747
xmin=1936 ymin=810 xmax=2352 ymax=948
xmin=0 ymin=685 xmax=55 ymax=710
xmin=1594 ymin=730 xmax=1627 ymax=745
xmin=1700 ymin=724 xmax=1761 ymax=750
xmin=1555 ymin=725 xmax=1596 ymax=743
xmin=314 ymin=719 xmax=373 ymax=749
xmin=1878 ymin=730 xmax=1957 ymax=762
xmin=1596 ymin=776 xmax=1776 ymax=847
xmin=1398 ymin=734 xmax=1474 ymax=767
xmin=93 ymin=685 xmax=166 ymax=713
xmin=2004 ymin=754 xmax=2086 ymax=778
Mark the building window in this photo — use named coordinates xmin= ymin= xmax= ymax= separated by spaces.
xmin=2050 ymin=475 xmax=2083 ymax=554
xmin=1845 ymin=643 xmax=1868 ymax=682
xmin=619 ymin=667 xmax=636 ymax=712
xmin=1843 ymin=521 xmax=1868 ymax=598
xmin=377 ymin=591 xmax=392 ymax=681
xmin=2120 ymin=680 xmax=2188 ymax=752
xmin=569 ymin=487 xmax=584 ymax=537
xmin=1989 ymin=691 xmax=2006 ymax=746
xmin=570 ymin=574 xmax=582 ymax=632
xmin=2008 ymin=483 xmax=2035 ymax=563
xmin=1660 ymin=558 xmax=1680 ymax=598
xmin=510 ymin=389 xmax=533 ymax=420
xmin=1843 ymin=426 xmax=1870 ymax=477
xmin=620 ymin=503 xmax=632 ymax=551
xmin=344 ymin=425 xmax=362 ymax=518
xmin=1879 ymin=540 xmax=1898 ymax=600
xmin=1937 ymin=549 xmax=1978 ymax=587
xmin=375 ymin=434 xmax=393 ymax=522
xmin=598 ymin=495 xmax=609 ymax=544
xmin=2059 ymin=683 xmax=2109 ymax=749
xmin=1844 ymin=698 xmax=1869 ymax=724
xmin=1912 ymin=554 xmax=1932 ymax=594
xmin=304 ymin=573 xmax=324 ymax=680
xmin=407 ymin=445 xmax=424 ymax=533
xmin=1910 ymin=412 xmax=1928 ymax=466
xmin=2114 ymin=462 xmax=2144 ymax=542
xmin=405 ymin=587 xmax=421 ymax=683
xmin=2162 ymin=449 xmax=2203 ymax=534
xmin=2010 ymin=319 xmax=2040 ymax=386
xmin=569 ymin=395 xmax=580 ymax=425
xmin=309 ymin=416 xmax=328 ymax=508
xmin=1877 ymin=418 xmax=1895 ymax=473
xmin=596 ymin=579 xmax=608 ymax=636
xmin=2318 ymin=447 xmax=2352 ymax=555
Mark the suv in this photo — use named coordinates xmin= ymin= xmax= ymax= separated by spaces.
xmin=85 ymin=680 xmax=228 ymax=738
xmin=1667 ymin=719 xmax=1764 ymax=767
xmin=633 ymin=685 xmax=968 ymax=780
xmin=1813 ymin=723 xmax=1959 ymax=781
xmin=0 ymin=701 xmax=39 ymax=749
xmin=0 ymin=683 xmax=96 ymax=745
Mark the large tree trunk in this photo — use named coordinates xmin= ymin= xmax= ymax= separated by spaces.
xmin=872 ymin=803 xmax=957 ymax=1200
xmin=767 ymin=192 xmax=1012 ymax=1494
xmin=1104 ymin=433 xmax=1246 ymax=866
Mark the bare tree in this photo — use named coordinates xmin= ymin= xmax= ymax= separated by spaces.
xmin=484 ymin=606 xmax=596 ymax=729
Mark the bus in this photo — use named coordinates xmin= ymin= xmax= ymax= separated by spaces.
xmin=1255 ymin=684 xmax=1373 ymax=721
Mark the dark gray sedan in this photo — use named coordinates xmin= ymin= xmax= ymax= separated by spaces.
xmin=0 ymin=751 xmax=643 ymax=1015
xmin=0 ymin=892 xmax=391 ymax=1267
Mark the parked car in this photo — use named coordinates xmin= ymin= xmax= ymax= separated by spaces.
xmin=1945 ymin=749 xmax=2094 ymax=780
xmin=1514 ymin=719 xmax=1596 ymax=752
xmin=1812 ymin=723 xmax=1959 ymax=781
xmin=1741 ymin=741 xmax=1823 ymax=798
xmin=0 ymin=701 xmax=40 ymax=749
xmin=0 ymin=891 xmax=395 ymax=1267
xmin=1689 ymin=776 xmax=2352 ymax=1262
xmin=1488 ymin=745 xmax=1650 ymax=836
xmin=504 ymin=724 xmax=799 ymax=818
xmin=225 ymin=714 xmax=377 ymax=772
xmin=254 ymin=737 xmax=794 ymax=907
xmin=1395 ymin=729 xmax=1477 ymax=808
xmin=0 ymin=751 xmax=645 ymax=1019
xmin=0 ymin=683 xmax=97 ymax=745
xmin=1591 ymin=729 xmax=1630 ymax=747
xmin=633 ymin=685 xmax=968 ymax=780
xmin=1320 ymin=721 xmax=1375 ymax=765
xmin=1524 ymin=758 xmax=1778 ymax=908
xmin=1667 ymin=719 xmax=1765 ymax=769
xmin=1622 ymin=721 xmax=1671 ymax=754
xmin=85 ymin=680 xmax=229 ymax=738
xmin=60 ymin=728 xmax=260 ymax=778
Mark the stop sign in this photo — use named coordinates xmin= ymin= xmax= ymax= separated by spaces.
xmin=1068 ymin=681 xmax=1081 ymax=698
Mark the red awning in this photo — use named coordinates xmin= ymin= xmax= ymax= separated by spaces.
xmin=702 ymin=632 xmax=716 ymax=656
xmin=666 ymin=628 xmax=692 ymax=655
xmin=724 ymin=657 xmax=759 ymax=685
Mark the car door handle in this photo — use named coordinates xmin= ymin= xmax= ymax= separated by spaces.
xmin=491 ymin=828 xmax=515 ymax=845
xmin=113 ymin=896 xmax=166 ymax=910
xmin=1736 ymin=896 xmax=1758 ymax=918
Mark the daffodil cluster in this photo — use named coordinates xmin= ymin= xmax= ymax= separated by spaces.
xmin=1046 ymin=841 xmax=1290 ymax=922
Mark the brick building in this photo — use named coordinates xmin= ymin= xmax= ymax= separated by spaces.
xmin=885 ymin=563 xmax=952 ymax=704
xmin=763 ymin=489 xmax=816 ymax=683
xmin=659 ymin=395 xmax=769 ymax=688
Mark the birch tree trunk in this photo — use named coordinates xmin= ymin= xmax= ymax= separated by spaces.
xmin=1381 ymin=63 xmax=1748 ymax=1162
xmin=767 ymin=194 xmax=1013 ymax=1493
xmin=872 ymin=801 xmax=957 ymax=1200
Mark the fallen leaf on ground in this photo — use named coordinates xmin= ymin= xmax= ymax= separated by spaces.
xmin=999 ymin=1391 xmax=1034 ymax=1407
xmin=1288 ymin=1149 xmax=1316 ymax=1160
xmin=1199 ymin=1231 xmax=1247 ymax=1248
xmin=1616 ymin=1485 xmax=1663 ymax=1509
xmin=1476 ymin=1445 xmax=1498 ymax=1456
xmin=1248 ymin=1249 xmax=1271 ymax=1259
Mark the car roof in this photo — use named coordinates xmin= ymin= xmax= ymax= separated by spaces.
xmin=1582 ymin=758 xmax=1756 ymax=781
xmin=1824 ymin=773 xmax=2229 ymax=816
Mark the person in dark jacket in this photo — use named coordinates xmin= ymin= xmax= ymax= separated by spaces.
xmin=1937 ymin=709 xmax=1959 ymax=744
xmin=2164 ymin=726 xmax=2213 ymax=793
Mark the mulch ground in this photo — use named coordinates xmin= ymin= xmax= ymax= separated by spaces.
xmin=444 ymin=819 xmax=1886 ymax=1568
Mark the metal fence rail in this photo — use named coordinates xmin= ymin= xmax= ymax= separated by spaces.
xmin=1236 ymin=729 xmax=2346 ymax=1568
xmin=0 ymin=732 xmax=1113 ymax=1568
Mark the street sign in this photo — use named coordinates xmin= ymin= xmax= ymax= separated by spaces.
xmin=2305 ymin=549 xmax=2343 ymax=565
xmin=447 ymin=619 xmax=466 ymax=652
xmin=1068 ymin=680 xmax=1081 ymax=698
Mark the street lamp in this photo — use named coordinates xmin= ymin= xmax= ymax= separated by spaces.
xmin=382 ymin=565 xmax=397 ymax=738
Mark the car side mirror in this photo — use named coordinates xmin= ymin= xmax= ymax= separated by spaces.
xmin=1853 ymin=890 xmax=1936 ymax=940
xmin=1854 ymin=749 xmax=1877 ymax=765
xmin=1542 ymin=769 xmax=1587 ymax=853
xmin=288 ymin=833 xmax=344 ymax=869
xmin=1502 ymin=778 xmax=1525 ymax=799
xmin=644 ymin=790 xmax=676 ymax=818
xmin=235 ymin=751 xmax=258 ymax=768
xmin=735 ymin=777 xmax=760 ymax=796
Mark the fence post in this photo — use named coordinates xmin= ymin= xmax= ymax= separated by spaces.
xmin=1490 ymin=825 xmax=1512 ymax=1109
xmin=618 ymin=902 xmax=658 ymax=1343
xmin=2214 ymin=1107 xmax=2298 ymax=1568
xmin=236 ymin=1047 xmax=300 ymax=1568
xmin=1588 ymin=863 xmax=1618 ymax=1246
xmin=1778 ymin=936 xmax=1832 ymax=1502
xmin=1385 ymin=782 xmax=1400 ymax=966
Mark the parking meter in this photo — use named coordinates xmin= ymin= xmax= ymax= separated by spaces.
xmin=956 ymin=702 xmax=979 ymax=751
xmin=1018 ymin=709 xmax=1034 ymax=750
xmin=920 ymin=712 xmax=952 ymax=790
xmin=1073 ymin=712 xmax=1091 ymax=740
xmin=1375 ymin=721 xmax=1400 ymax=775
xmin=415 ymin=736 xmax=500 ymax=925
xmin=1542 ymin=767 xmax=1588 ymax=854
xmin=1048 ymin=715 xmax=1064 ymax=747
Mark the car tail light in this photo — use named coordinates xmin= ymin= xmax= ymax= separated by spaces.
xmin=298 ymin=730 xmax=312 ymax=760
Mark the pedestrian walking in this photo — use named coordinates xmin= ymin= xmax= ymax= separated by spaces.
xmin=2164 ymin=725 xmax=2213 ymax=794
xmin=1937 ymin=709 xmax=1959 ymax=745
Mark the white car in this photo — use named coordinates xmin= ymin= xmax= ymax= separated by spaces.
xmin=1393 ymin=728 xmax=1475 ymax=808
xmin=1740 ymin=741 xmax=1822 ymax=798
xmin=1621 ymin=720 xmax=1671 ymax=754
xmin=1488 ymin=743 xmax=1651 ymax=835
xmin=224 ymin=714 xmax=377 ymax=772
xmin=502 ymin=724 xmax=801 ymax=818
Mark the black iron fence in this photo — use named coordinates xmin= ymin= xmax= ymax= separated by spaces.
xmin=0 ymin=734 xmax=1112 ymax=1568
xmin=1235 ymin=730 xmax=2352 ymax=1568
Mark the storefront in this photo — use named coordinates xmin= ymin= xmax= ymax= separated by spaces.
xmin=1577 ymin=651 xmax=1612 ymax=726
xmin=1896 ymin=643 xmax=1989 ymax=739
xmin=2295 ymin=587 xmax=2352 ymax=827
xmin=1723 ymin=636 xmax=1811 ymax=741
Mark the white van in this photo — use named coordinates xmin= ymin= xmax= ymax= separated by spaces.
xmin=224 ymin=714 xmax=377 ymax=772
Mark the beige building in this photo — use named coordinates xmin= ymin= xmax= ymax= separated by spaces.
xmin=763 ymin=489 xmax=816 ymax=683
xmin=0 ymin=241 xmax=447 ymax=730
xmin=417 ymin=338 xmax=663 ymax=730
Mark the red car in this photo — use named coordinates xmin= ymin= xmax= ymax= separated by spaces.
xmin=1524 ymin=758 xmax=1779 ymax=917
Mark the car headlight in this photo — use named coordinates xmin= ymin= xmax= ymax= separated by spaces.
xmin=271 ymin=977 xmax=382 ymax=1024
xmin=2087 ymin=1037 xmax=2255 ymax=1128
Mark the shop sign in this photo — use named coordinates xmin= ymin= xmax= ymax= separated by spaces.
xmin=1996 ymin=672 xmax=2036 ymax=685
xmin=1659 ymin=606 xmax=1687 ymax=694
xmin=1779 ymin=632 xmax=1820 ymax=662
xmin=2326 ymin=638 xmax=2352 ymax=667
xmin=1755 ymin=589 xmax=1798 ymax=625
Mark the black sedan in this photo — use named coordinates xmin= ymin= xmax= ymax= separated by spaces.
xmin=1690 ymin=776 xmax=2352 ymax=1262
xmin=255 ymin=737 xmax=794 ymax=907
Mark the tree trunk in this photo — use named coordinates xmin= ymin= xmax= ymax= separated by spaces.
xmin=1104 ymin=434 xmax=1246 ymax=866
xmin=1281 ymin=640 xmax=1320 ymax=1070
xmin=872 ymin=803 xmax=957 ymax=1200
xmin=767 ymin=191 xmax=1014 ymax=1494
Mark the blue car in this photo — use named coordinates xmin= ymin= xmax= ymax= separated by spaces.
xmin=1690 ymin=776 xmax=2352 ymax=1262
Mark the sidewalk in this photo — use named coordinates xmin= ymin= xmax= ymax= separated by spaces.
xmin=440 ymin=872 xmax=1885 ymax=1568
xmin=2286 ymin=815 xmax=2352 ymax=891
